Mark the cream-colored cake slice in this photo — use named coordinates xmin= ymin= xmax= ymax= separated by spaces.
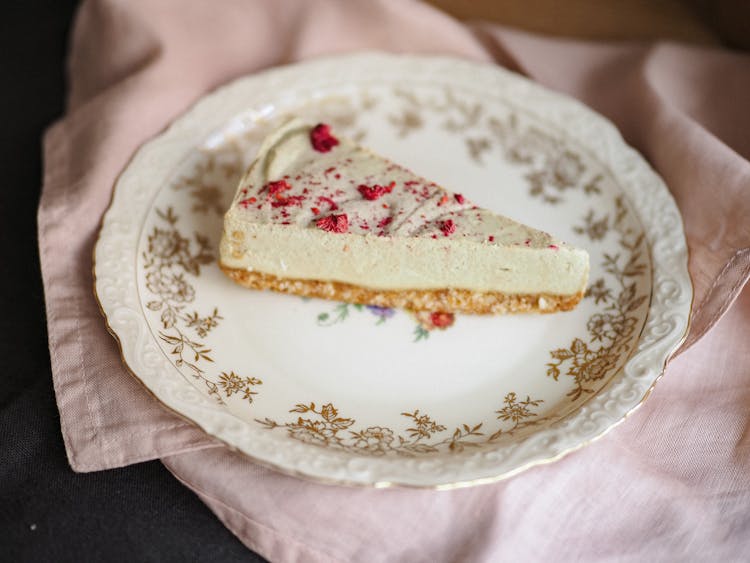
xmin=219 ymin=119 xmax=589 ymax=314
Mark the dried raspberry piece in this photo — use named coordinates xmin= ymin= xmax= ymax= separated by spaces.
xmin=265 ymin=180 xmax=291 ymax=196
xmin=357 ymin=182 xmax=395 ymax=201
xmin=440 ymin=219 xmax=456 ymax=236
xmin=310 ymin=124 xmax=339 ymax=153
xmin=271 ymin=195 xmax=305 ymax=208
xmin=377 ymin=216 xmax=393 ymax=229
xmin=317 ymin=196 xmax=339 ymax=211
xmin=238 ymin=197 xmax=257 ymax=209
xmin=454 ymin=193 xmax=465 ymax=204
xmin=316 ymin=213 xmax=349 ymax=233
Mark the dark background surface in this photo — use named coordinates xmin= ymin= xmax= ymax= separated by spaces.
xmin=0 ymin=2 xmax=263 ymax=561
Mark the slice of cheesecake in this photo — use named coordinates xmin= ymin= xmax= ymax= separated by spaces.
xmin=219 ymin=119 xmax=588 ymax=314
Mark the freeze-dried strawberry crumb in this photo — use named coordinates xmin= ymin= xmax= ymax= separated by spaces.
xmin=358 ymin=182 xmax=394 ymax=201
xmin=271 ymin=195 xmax=305 ymax=208
xmin=454 ymin=193 xmax=465 ymax=204
xmin=440 ymin=219 xmax=456 ymax=236
xmin=310 ymin=124 xmax=339 ymax=153
xmin=317 ymin=196 xmax=339 ymax=211
xmin=265 ymin=180 xmax=291 ymax=196
xmin=316 ymin=213 xmax=349 ymax=233
xmin=377 ymin=216 xmax=393 ymax=229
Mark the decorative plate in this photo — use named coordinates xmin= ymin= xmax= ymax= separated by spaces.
xmin=94 ymin=53 xmax=691 ymax=488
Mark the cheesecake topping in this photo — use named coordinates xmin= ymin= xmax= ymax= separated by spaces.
xmin=358 ymin=182 xmax=395 ymax=201
xmin=310 ymin=123 xmax=339 ymax=153
xmin=266 ymin=179 xmax=292 ymax=196
xmin=440 ymin=219 xmax=456 ymax=236
xmin=316 ymin=213 xmax=349 ymax=233
xmin=233 ymin=120 xmax=558 ymax=247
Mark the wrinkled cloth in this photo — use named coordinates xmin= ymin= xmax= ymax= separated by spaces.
xmin=38 ymin=0 xmax=750 ymax=560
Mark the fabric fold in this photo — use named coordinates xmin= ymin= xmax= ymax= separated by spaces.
xmin=39 ymin=0 xmax=750 ymax=558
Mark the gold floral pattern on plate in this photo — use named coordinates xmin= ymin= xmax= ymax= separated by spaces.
xmin=257 ymin=392 xmax=545 ymax=456
xmin=171 ymin=145 xmax=244 ymax=216
xmin=144 ymin=81 xmax=648 ymax=438
xmin=142 ymin=207 xmax=261 ymax=405
xmin=385 ymin=86 xmax=650 ymax=403
xmin=549 ymin=197 xmax=648 ymax=400
xmin=95 ymin=53 xmax=691 ymax=486
xmin=388 ymin=87 xmax=607 ymax=205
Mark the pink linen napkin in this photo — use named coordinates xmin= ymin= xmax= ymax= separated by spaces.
xmin=39 ymin=0 xmax=750 ymax=559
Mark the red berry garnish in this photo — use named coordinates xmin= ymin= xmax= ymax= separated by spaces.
xmin=271 ymin=195 xmax=305 ymax=208
xmin=358 ymin=183 xmax=394 ymax=201
xmin=316 ymin=213 xmax=349 ymax=233
xmin=377 ymin=216 xmax=393 ymax=229
xmin=317 ymin=196 xmax=339 ymax=211
xmin=310 ymin=124 xmax=339 ymax=153
xmin=265 ymin=180 xmax=291 ymax=196
xmin=440 ymin=219 xmax=456 ymax=236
